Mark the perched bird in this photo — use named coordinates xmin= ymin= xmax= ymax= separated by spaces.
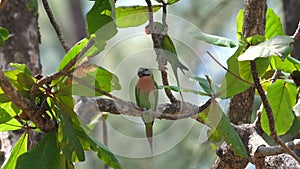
xmin=135 ymin=68 xmax=158 ymax=154
xmin=145 ymin=22 xmax=189 ymax=100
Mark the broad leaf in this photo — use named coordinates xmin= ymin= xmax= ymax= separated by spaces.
xmin=265 ymin=8 xmax=285 ymax=39
xmin=238 ymin=36 xmax=293 ymax=61
xmin=199 ymin=100 xmax=248 ymax=158
xmin=270 ymin=56 xmax=300 ymax=73
xmin=57 ymin=38 xmax=89 ymax=71
xmin=55 ymin=98 xmax=85 ymax=162
xmin=2 ymin=133 xmax=28 ymax=169
xmin=16 ymin=132 xmax=60 ymax=169
xmin=236 ymin=8 xmax=285 ymax=40
xmin=238 ymin=58 xmax=270 ymax=81
xmin=0 ymin=107 xmax=13 ymax=124
xmin=116 ymin=5 xmax=161 ymax=28
xmin=71 ymin=64 xmax=121 ymax=96
xmin=192 ymin=31 xmax=237 ymax=48
xmin=4 ymin=64 xmax=36 ymax=91
xmin=219 ymin=46 xmax=251 ymax=98
xmin=0 ymin=119 xmax=22 ymax=132
xmin=86 ymin=0 xmax=117 ymax=42
xmin=261 ymin=80 xmax=296 ymax=135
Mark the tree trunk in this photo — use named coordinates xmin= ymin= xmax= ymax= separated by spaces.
xmin=212 ymin=0 xmax=267 ymax=168
xmin=283 ymin=0 xmax=300 ymax=59
xmin=0 ymin=0 xmax=42 ymax=166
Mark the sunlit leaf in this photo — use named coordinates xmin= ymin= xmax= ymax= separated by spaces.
xmin=270 ymin=56 xmax=300 ymax=73
xmin=265 ymin=8 xmax=285 ymax=39
xmin=167 ymin=0 xmax=180 ymax=5
xmin=116 ymin=5 xmax=161 ymax=28
xmin=0 ymin=107 xmax=13 ymax=124
xmin=261 ymin=80 xmax=296 ymax=135
xmin=236 ymin=8 xmax=285 ymax=40
xmin=238 ymin=58 xmax=270 ymax=81
xmin=2 ymin=133 xmax=28 ymax=169
xmin=57 ymin=38 xmax=89 ymax=71
xmin=192 ymin=31 xmax=237 ymax=48
xmin=16 ymin=132 xmax=60 ymax=169
xmin=238 ymin=36 xmax=293 ymax=61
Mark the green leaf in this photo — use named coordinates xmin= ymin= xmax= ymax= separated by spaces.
xmin=236 ymin=10 xmax=243 ymax=41
xmin=55 ymin=99 xmax=85 ymax=162
xmin=57 ymin=38 xmax=89 ymax=71
xmin=199 ymin=100 xmax=248 ymax=158
xmin=0 ymin=119 xmax=22 ymax=132
xmin=238 ymin=58 xmax=270 ymax=81
xmin=71 ymin=65 xmax=121 ymax=96
xmin=191 ymin=76 xmax=211 ymax=94
xmin=261 ymin=80 xmax=296 ymax=135
xmin=0 ymin=107 xmax=13 ymax=124
xmin=86 ymin=0 xmax=117 ymax=56
xmin=116 ymin=5 xmax=161 ymax=28
xmin=265 ymin=8 xmax=285 ymax=39
xmin=26 ymin=0 xmax=38 ymax=15
xmin=88 ymin=136 xmax=122 ymax=169
xmin=4 ymin=64 xmax=36 ymax=91
xmin=238 ymin=36 xmax=293 ymax=61
xmin=16 ymin=132 xmax=60 ymax=169
xmin=2 ymin=133 xmax=28 ymax=169
xmin=0 ymin=27 xmax=9 ymax=46
xmin=236 ymin=9 xmax=285 ymax=40
xmin=167 ymin=0 xmax=180 ymax=5
xmin=270 ymin=56 xmax=300 ymax=73
xmin=219 ymin=46 xmax=251 ymax=98
xmin=192 ymin=31 xmax=237 ymax=48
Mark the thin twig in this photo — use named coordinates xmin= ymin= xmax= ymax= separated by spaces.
xmin=250 ymin=60 xmax=300 ymax=163
xmin=0 ymin=70 xmax=56 ymax=132
xmin=207 ymin=51 xmax=253 ymax=85
xmin=292 ymin=21 xmax=300 ymax=40
xmin=30 ymin=40 xmax=95 ymax=98
xmin=41 ymin=0 xmax=70 ymax=52
xmin=145 ymin=0 xmax=177 ymax=103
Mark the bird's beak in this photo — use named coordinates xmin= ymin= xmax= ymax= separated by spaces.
xmin=145 ymin=27 xmax=150 ymax=34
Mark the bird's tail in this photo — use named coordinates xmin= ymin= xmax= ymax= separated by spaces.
xmin=145 ymin=122 xmax=153 ymax=155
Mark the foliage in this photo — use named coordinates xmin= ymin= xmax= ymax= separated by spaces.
xmin=0 ymin=0 xmax=299 ymax=169
xmin=194 ymin=8 xmax=299 ymax=138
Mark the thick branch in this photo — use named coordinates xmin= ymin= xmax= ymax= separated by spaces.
xmin=251 ymin=61 xmax=300 ymax=163
xmin=0 ymin=70 xmax=55 ymax=132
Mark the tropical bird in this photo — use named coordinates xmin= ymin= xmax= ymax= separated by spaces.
xmin=145 ymin=22 xmax=189 ymax=100
xmin=135 ymin=68 xmax=158 ymax=154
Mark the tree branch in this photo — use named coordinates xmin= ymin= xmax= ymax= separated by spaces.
xmin=30 ymin=39 xmax=95 ymax=98
xmin=250 ymin=60 xmax=300 ymax=163
xmin=0 ymin=70 xmax=56 ymax=132
xmin=41 ymin=0 xmax=70 ymax=52
xmin=145 ymin=0 xmax=177 ymax=103
xmin=292 ymin=21 xmax=300 ymax=40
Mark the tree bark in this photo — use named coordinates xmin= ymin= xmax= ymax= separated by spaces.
xmin=283 ymin=0 xmax=300 ymax=59
xmin=0 ymin=0 xmax=42 ymax=166
xmin=212 ymin=0 xmax=267 ymax=168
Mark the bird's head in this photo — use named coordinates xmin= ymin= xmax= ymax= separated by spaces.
xmin=138 ymin=68 xmax=152 ymax=78
xmin=145 ymin=22 xmax=164 ymax=34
